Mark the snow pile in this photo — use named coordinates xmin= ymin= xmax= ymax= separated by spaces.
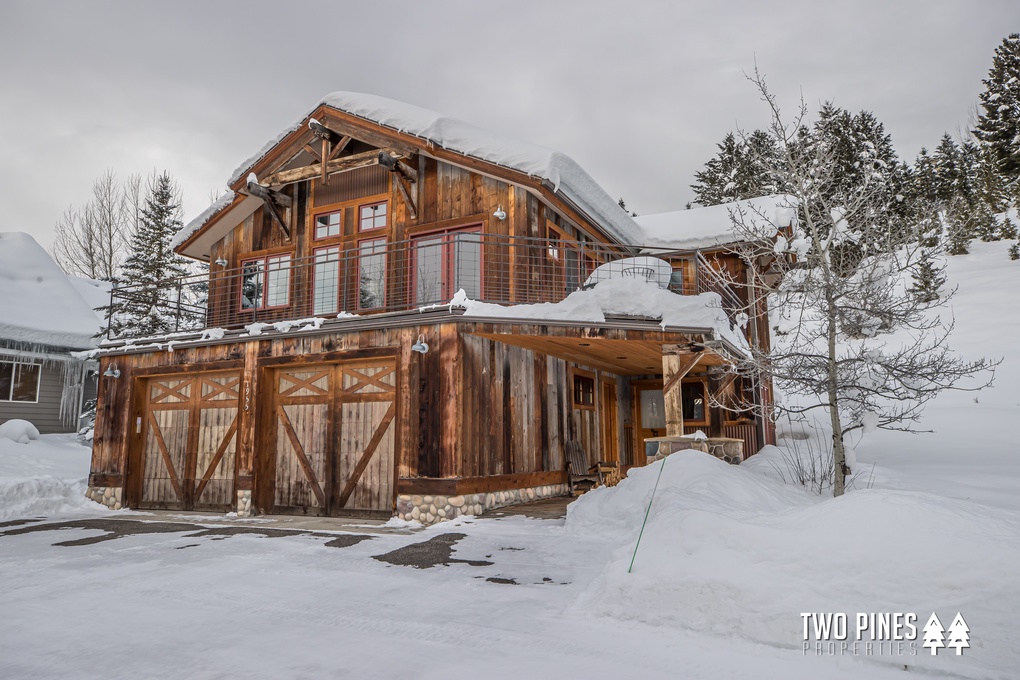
xmin=219 ymin=92 xmax=641 ymax=245
xmin=448 ymin=278 xmax=745 ymax=350
xmin=0 ymin=419 xmax=40 ymax=444
xmin=0 ymin=433 xmax=101 ymax=519
xmin=0 ymin=232 xmax=104 ymax=348
xmin=633 ymin=195 xmax=797 ymax=251
xmin=567 ymin=451 xmax=1020 ymax=677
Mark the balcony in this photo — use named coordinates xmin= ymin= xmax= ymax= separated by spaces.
xmin=104 ymin=234 xmax=744 ymax=341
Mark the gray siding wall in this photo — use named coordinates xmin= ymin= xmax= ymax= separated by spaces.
xmin=0 ymin=364 xmax=72 ymax=434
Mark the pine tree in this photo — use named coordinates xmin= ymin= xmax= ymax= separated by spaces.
xmin=690 ymin=130 xmax=782 ymax=206
xmin=922 ymin=612 xmax=946 ymax=655
xmin=974 ymin=34 xmax=1020 ymax=184
xmin=946 ymin=613 xmax=970 ymax=656
xmin=103 ymin=172 xmax=190 ymax=337
xmin=909 ymin=253 xmax=947 ymax=303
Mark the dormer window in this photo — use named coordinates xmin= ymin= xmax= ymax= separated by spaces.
xmin=359 ymin=201 xmax=387 ymax=231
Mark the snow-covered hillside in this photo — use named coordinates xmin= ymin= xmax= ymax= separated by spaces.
xmin=0 ymin=241 xmax=1017 ymax=679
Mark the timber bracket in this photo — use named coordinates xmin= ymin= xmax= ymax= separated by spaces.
xmin=246 ymin=174 xmax=292 ymax=239
xmin=379 ymin=152 xmax=418 ymax=220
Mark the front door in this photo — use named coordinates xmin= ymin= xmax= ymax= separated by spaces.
xmin=137 ymin=372 xmax=240 ymax=511
xmin=268 ymin=359 xmax=397 ymax=517
xmin=632 ymin=381 xmax=666 ymax=465
xmin=600 ymin=379 xmax=619 ymax=464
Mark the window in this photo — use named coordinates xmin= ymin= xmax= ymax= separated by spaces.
xmin=314 ymin=211 xmax=342 ymax=240
xmin=358 ymin=238 xmax=387 ymax=309
xmin=669 ymin=263 xmax=685 ymax=294
xmin=0 ymin=361 xmax=41 ymax=403
xmin=240 ymin=253 xmax=291 ymax=310
xmin=359 ymin=201 xmax=388 ymax=231
xmin=411 ymin=227 xmax=482 ymax=305
xmin=312 ymin=247 xmax=341 ymax=315
xmin=681 ymin=381 xmax=707 ymax=423
xmin=573 ymin=374 xmax=595 ymax=408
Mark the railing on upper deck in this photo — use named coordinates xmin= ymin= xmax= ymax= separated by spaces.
xmin=104 ymin=234 xmax=746 ymax=340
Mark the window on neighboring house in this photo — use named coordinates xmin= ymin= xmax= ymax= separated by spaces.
xmin=681 ymin=381 xmax=707 ymax=423
xmin=411 ymin=226 xmax=482 ymax=305
xmin=359 ymin=201 xmax=388 ymax=231
xmin=312 ymin=247 xmax=341 ymax=315
xmin=358 ymin=238 xmax=387 ymax=309
xmin=669 ymin=264 xmax=685 ymax=294
xmin=240 ymin=253 xmax=291 ymax=310
xmin=0 ymin=361 xmax=41 ymax=403
xmin=573 ymin=374 xmax=595 ymax=408
xmin=314 ymin=211 xmax=342 ymax=240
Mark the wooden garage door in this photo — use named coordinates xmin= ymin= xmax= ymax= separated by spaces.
xmin=270 ymin=359 xmax=396 ymax=516
xmin=139 ymin=372 xmax=240 ymax=510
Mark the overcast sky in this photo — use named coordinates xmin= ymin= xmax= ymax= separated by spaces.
xmin=1 ymin=0 xmax=1015 ymax=250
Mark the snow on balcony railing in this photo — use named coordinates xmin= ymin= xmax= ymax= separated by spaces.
xmin=104 ymin=234 xmax=745 ymax=340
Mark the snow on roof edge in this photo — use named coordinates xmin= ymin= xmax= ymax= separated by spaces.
xmin=219 ymin=92 xmax=642 ymax=245
xmin=171 ymin=190 xmax=237 ymax=250
xmin=633 ymin=195 xmax=799 ymax=251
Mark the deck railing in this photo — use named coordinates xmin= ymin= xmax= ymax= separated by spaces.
xmin=104 ymin=234 xmax=745 ymax=340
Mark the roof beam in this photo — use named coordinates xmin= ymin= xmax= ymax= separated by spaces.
xmin=246 ymin=175 xmax=292 ymax=239
xmin=261 ymin=148 xmax=403 ymax=187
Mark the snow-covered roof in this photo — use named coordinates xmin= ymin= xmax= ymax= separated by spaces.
xmin=0 ymin=233 xmax=104 ymax=350
xmin=177 ymin=92 xmax=642 ymax=250
xmin=67 ymin=276 xmax=112 ymax=322
xmin=171 ymin=190 xmax=236 ymax=250
xmin=633 ymin=195 xmax=798 ymax=251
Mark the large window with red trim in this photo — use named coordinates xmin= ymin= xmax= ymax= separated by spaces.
xmin=411 ymin=226 xmax=482 ymax=305
xmin=312 ymin=246 xmax=341 ymax=315
xmin=240 ymin=253 xmax=291 ymax=310
xmin=358 ymin=238 xmax=387 ymax=309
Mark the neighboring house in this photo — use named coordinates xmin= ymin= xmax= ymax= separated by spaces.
xmin=87 ymin=93 xmax=788 ymax=522
xmin=0 ymin=232 xmax=105 ymax=434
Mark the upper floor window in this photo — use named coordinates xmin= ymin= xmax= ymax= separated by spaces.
xmin=411 ymin=226 xmax=482 ymax=305
xmin=240 ymin=253 xmax=291 ymax=310
xmin=315 ymin=211 xmax=342 ymax=240
xmin=312 ymin=247 xmax=341 ymax=315
xmin=0 ymin=361 xmax=41 ymax=403
xmin=358 ymin=238 xmax=388 ymax=309
xmin=359 ymin=201 xmax=388 ymax=231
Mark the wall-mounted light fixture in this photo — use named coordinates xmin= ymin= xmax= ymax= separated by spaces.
xmin=214 ymin=258 xmax=229 ymax=267
xmin=103 ymin=362 xmax=121 ymax=379
xmin=411 ymin=334 xmax=430 ymax=354
xmin=493 ymin=204 xmax=507 ymax=221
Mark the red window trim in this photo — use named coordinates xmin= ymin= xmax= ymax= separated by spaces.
xmin=311 ymin=245 xmax=342 ymax=315
xmin=238 ymin=252 xmax=293 ymax=312
xmin=358 ymin=200 xmax=388 ymax=233
xmin=409 ymin=224 xmax=483 ymax=305
xmin=355 ymin=236 xmax=388 ymax=311
xmin=312 ymin=209 xmax=343 ymax=241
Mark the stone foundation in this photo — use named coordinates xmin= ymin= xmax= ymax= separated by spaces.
xmin=396 ymin=483 xmax=570 ymax=525
xmin=236 ymin=489 xmax=253 ymax=517
xmin=646 ymin=435 xmax=744 ymax=465
xmin=85 ymin=486 xmax=123 ymax=511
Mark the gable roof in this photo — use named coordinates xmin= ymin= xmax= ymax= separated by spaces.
xmin=632 ymin=195 xmax=798 ymax=251
xmin=0 ymin=232 xmax=104 ymax=350
xmin=174 ymin=92 xmax=642 ymax=254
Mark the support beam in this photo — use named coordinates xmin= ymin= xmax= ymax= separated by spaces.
xmin=379 ymin=152 xmax=418 ymax=219
xmin=246 ymin=176 xmax=291 ymax=239
xmin=393 ymin=172 xmax=418 ymax=220
xmin=662 ymin=350 xmax=704 ymax=437
xmin=308 ymin=118 xmax=343 ymax=145
xmin=261 ymin=148 xmax=402 ymax=187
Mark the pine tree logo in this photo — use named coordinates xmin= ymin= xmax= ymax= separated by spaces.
xmin=946 ymin=613 xmax=970 ymax=655
xmin=922 ymin=612 xmax=946 ymax=655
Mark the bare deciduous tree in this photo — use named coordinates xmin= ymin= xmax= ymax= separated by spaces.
xmin=721 ymin=72 xmax=997 ymax=497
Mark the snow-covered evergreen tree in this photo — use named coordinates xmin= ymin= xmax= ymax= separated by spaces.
xmin=103 ymin=172 xmax=190 ymax=337
xmin=974 ymin=34 xmax=1020 ymax=185
xmin=909 ymin=253 xmax=947 ymax=303
xmin=690 ymin=130 xmax=782 ymax=206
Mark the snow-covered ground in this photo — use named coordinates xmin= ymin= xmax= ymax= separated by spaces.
xmin=1 ymin=241 xmax=1017 ymax=679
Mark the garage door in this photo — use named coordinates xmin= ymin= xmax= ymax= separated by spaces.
xmin=139 ymin=372 xmax=240 ymax=511
xmin=269 ymin=359 xmax=396 ymax=517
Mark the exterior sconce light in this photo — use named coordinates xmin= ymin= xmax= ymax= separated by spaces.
xmin=103 ymin=363 xmax=121 ymax=379
xmin=411 ymin=334 xmax=429 ymax=354
xmin=214 ymin=258 xmax=229 ymax=267
xmin=493 ymin=204 xmax=507 ymax=221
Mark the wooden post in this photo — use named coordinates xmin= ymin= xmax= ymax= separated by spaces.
xmin=662 ymin=348 xmax=703 ymax=437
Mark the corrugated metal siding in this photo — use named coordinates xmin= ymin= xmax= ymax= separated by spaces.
xmin=0 ymin=364 xmax=70 ymax=434
xmin=312 ymin=165 xmax=389 ymax=207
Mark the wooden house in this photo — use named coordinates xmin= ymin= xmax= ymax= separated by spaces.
xmin=86 ymin=94 xmax=779 ymax=522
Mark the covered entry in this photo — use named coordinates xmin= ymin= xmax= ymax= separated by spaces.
xmin=135 ymin=372 xmax=240 ymax=511
xmin=264 ymin=358 xmax=397 ymax=517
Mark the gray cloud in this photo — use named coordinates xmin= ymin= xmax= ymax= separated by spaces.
xmin=0 ymin=0 xmax=1014 ymax=249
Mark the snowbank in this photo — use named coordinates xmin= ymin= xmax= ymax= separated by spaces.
xmin=567 ymin=451 xmax=1020 ymax=677
xmin=450 ymin=278 xmax=747 ymax=352
xmin=0 ymin=433 xmax=102 ymax=519
xmin=0 ymin=232 xmax=104 ymax=348
xmin=633 ymin=195 xmax=797 ymax=251
xmin=0 ymin=419 xmax=40 ymax=444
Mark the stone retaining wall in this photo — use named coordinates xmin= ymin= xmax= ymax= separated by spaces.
xmin=396 ymin=483 xmax=570 ymax=525
xmin=85 ymin=485 xmax=123 ymax=511
xmin=236 ymin=489 xmax=253 ymax=517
